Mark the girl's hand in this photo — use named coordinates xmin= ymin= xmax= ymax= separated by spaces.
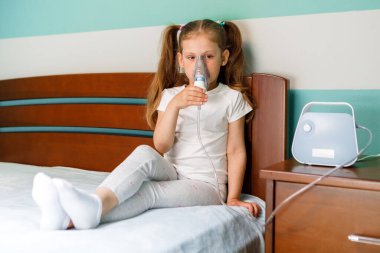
xmin=227 ymin=198 xmax=261 ymax=217
xmin=171 ymin=85 xmax=207 ymax=109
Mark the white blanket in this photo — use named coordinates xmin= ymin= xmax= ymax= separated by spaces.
xmin=0 ymin=162 xmax=265 ymax=253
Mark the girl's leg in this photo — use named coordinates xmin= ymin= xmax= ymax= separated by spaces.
xmin=53 ymin=145 xmax=177 ymax=229
xmin=98 ymin=145 xmax=177 ymax=208
xmin=102 ymin=179 xmax=223 ymax=223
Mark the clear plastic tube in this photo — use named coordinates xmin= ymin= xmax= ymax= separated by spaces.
xmin=196 ymin=107 xmax=225 ymax=205
xmin=265 ymin=124 xmax=373 ymax=227
xmin=196 ymin=107 xmax=265 ymax=253
xmin=194 ymin=56 xmax=264 ymax=252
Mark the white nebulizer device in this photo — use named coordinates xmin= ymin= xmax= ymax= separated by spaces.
xmin=193 ymin=55 xmax=209 ymax=91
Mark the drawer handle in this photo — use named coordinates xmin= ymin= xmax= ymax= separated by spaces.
xmin=348 ymin=234 xmax=380 ymax=246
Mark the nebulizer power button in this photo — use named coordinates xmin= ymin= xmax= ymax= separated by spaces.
xmin=303 ymin=123 xmax=312 ymax=133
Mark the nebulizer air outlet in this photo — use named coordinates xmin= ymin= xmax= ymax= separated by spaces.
xmin=194 ymin=55 xmax=265 ymax=251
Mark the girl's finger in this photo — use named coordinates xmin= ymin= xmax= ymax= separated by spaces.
xmin=252 ymin=203 xmax=258 ymax=217
xmin=241 ymin=202 xmax=252 ymax=214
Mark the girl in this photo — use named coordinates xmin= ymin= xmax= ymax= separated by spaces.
xmin=32 ymin=19 xmax=260 ymax=230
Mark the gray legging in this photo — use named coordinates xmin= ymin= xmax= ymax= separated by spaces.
xmin=99 ymin=145 xmax=223 ymax=223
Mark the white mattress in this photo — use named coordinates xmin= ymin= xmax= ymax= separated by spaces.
xmin=0 ymin=162 xmax=265 ymax=253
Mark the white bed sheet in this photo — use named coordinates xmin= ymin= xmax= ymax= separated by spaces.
xmin=0 ymin=162 xmax=265 ymax=253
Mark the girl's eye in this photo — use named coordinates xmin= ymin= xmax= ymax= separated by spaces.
xmin=186 ymin=56 xmax=195 ymax=60
xmin=205 ymin=55 xmax=214 ymax=59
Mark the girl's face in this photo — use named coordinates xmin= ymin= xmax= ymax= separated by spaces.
xmin=178 ymin=33 xmax=229 ymax=90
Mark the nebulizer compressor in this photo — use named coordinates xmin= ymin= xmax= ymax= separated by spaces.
xmin=265 ymin=102 xmax=374 ymax=227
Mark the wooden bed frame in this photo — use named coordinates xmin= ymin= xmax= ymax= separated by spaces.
xmin=0 ymin=73 xmax=287 ymax=199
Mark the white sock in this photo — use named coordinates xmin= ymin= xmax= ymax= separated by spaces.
xmin=52 ymin=178 xmax=102 ymax=229
xmin=32 ymin=173 xmax=70 ymax=230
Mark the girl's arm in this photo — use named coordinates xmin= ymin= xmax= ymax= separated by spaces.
xmin=153 ymin=105 xmax=179 ymax=153
xmin=226 ymin=116 xmax=260 ymax=217
xmin=153 ymin=86 xmax=207 ymax=153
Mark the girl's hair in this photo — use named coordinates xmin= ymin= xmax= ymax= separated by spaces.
xmin=146 ymin=19 xmax=255 ymax=129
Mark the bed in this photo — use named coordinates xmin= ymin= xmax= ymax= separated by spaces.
xmin=0 ymin=73 xmax=287 ymax=253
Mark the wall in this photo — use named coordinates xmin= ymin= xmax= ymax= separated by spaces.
xmin=1 ymin=0 xmax=379 ymax=155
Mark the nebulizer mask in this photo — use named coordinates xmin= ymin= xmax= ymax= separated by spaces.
xmin=193 ymin=55 xmax=209 ymax=91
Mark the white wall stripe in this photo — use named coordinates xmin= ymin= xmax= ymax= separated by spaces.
xmin=236 ymin=9 xmax=380 ymax=89
xmin=0 ymin=26 xmax=163 ymax=80
xmin=1 ymin=10 xmax=379 ymax=90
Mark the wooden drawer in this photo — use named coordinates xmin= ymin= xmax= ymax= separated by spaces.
xmin=274 ymin=181 xmax=380 ymax=253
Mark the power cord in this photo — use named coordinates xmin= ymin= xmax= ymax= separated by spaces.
xmin=357 ymin=153 xmax=380 ymax=162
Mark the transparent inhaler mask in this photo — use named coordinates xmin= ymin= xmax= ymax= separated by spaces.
xmin=193 ymin=55 xmax=209 ymax=91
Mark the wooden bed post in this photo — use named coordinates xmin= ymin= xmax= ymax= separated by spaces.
xmin=243 ymin=74 xmax=288 ymax=199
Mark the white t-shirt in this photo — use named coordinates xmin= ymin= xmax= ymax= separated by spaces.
xmin=157 ymin=83 xmax=252 ymax=188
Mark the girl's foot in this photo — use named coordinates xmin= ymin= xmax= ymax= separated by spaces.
xmin=53 ymin=178 xmax=102 ymax=229
xmin=32 ymin=173 xmax=70 ymax=230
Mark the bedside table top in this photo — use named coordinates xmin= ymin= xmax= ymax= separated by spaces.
xmin=260 ymin=158 xmax=380 ymax=191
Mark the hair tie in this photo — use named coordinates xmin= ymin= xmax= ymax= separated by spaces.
xmin=216 ymin=20 xmax=225 ymax=27
xmin=177 ymin=24 xmax=183 ymax=47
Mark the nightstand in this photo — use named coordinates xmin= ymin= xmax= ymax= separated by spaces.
xmin=260 ymin=158 xmax=380 ymax=253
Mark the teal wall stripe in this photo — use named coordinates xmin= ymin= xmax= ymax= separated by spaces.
xmin=1 ymin=0 xmax=380 ymax=38
xmin=289 ymin=89 xmax=380 ymax=157
xmin=0 ymin=126 xmax=153 ymax=137
xmin=0 ymin=98 xmax=147 ymax=107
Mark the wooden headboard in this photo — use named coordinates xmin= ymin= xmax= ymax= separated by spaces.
xmin=0 ymin=73 xmax=287 ymax=199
